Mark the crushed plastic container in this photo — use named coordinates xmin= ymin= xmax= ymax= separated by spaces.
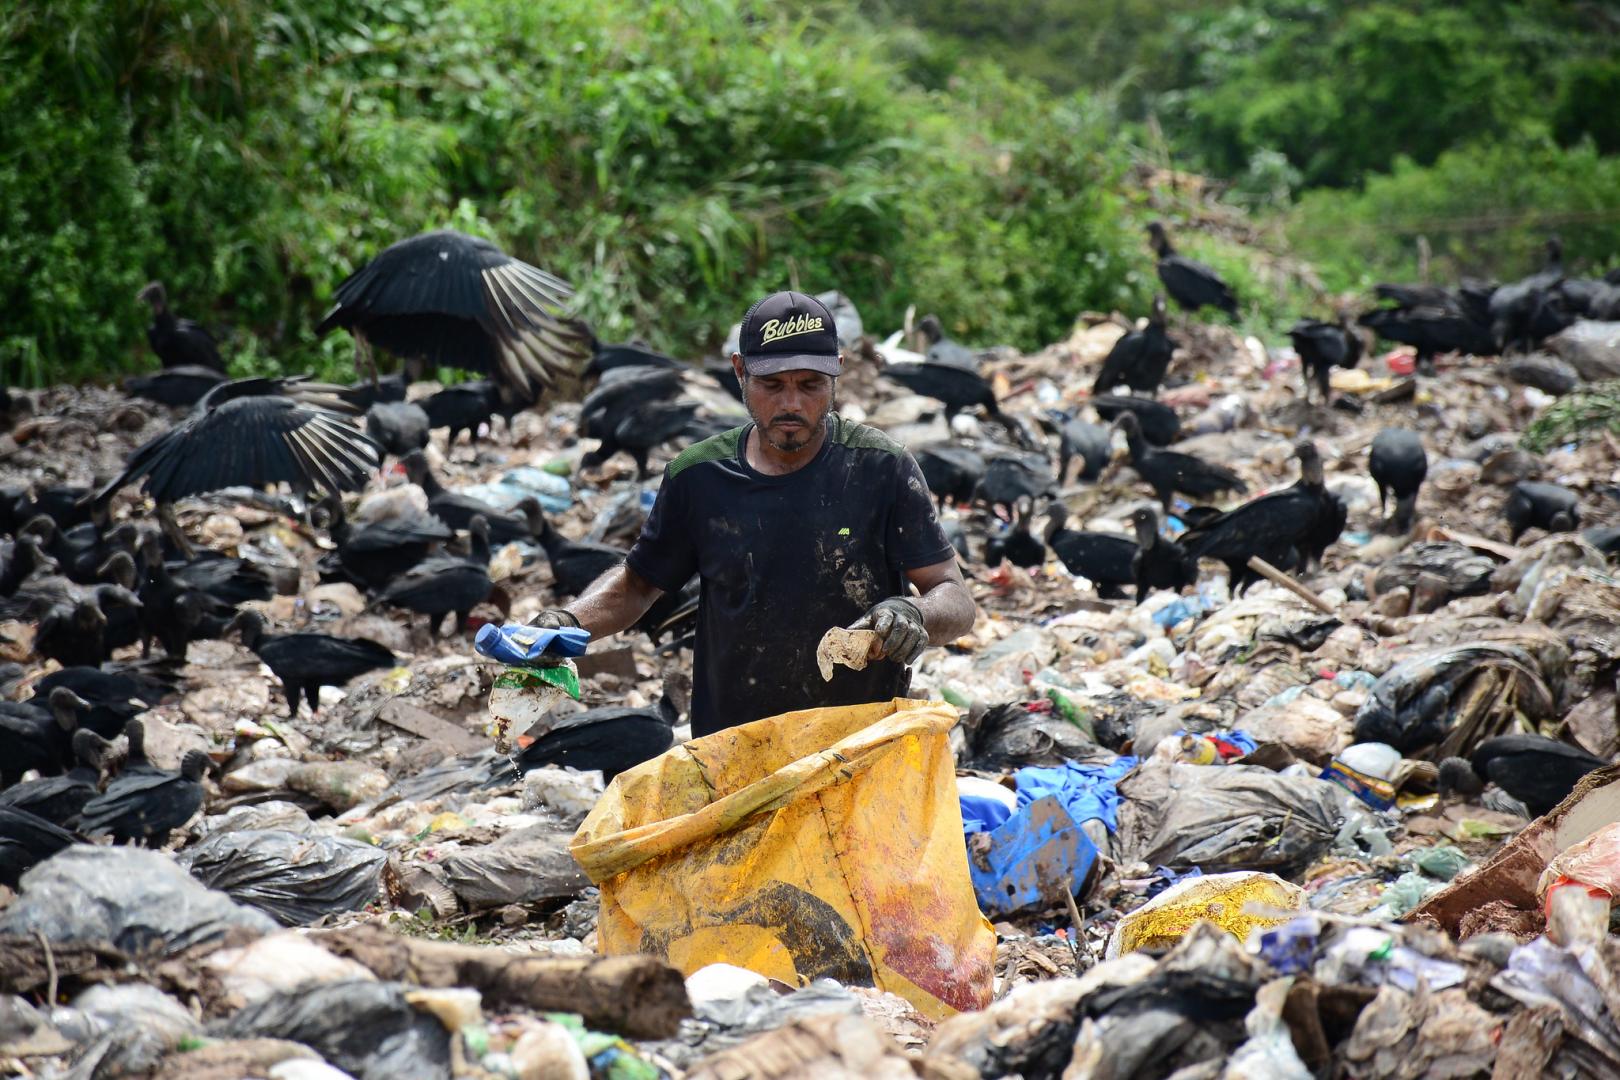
xmin=1105 ymin=871 xmax=1307 ymax=958
xmin=475 ymin=624 xmax=587 ymax=753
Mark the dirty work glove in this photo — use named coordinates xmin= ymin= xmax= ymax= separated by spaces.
xmin=851 ymin=597 xmax=927 ymax=666
xmin=527 ymin=607 xmax=580 ymax=630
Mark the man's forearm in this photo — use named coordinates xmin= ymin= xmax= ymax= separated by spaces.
xmin=913 ymin=579 xmax=975 ymax=644
xmin=562 ymin=563 xmax=665 ymax=638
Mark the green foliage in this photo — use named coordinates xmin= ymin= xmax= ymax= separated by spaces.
xmin=1286 ymin=136 xmax=1620 ymax=291
xmin=1 ymin=0 xmax=1140 ymax=387
xmin=1554 ymin=58 xmax=1620 ymax=156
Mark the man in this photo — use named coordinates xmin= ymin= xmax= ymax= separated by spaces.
xmin=533 ymin=290 xmax=976 ymax=737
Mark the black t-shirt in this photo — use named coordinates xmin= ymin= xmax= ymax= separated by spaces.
xmin=627 ymin=415 xmax=954 ymax=737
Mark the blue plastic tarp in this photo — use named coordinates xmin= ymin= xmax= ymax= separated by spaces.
xmin=966 ymin=795 xmax=1099 ymax=917
xmin=1011 ymin=756 xmax=1138 ymax=833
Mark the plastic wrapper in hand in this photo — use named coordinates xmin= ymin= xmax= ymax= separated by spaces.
xmin=180 ymin=829 xmax=388 ymax=927
xmin=1115 ymin=758 xmax=1374 ymax=875
xmin=1105 ymin=871 xmax=1306 ymax=958
xmin=571 ymin=698 xmax=994 ymax=1020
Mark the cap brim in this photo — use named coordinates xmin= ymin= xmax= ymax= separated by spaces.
xmin=742 ymin=353 xmax=842 ymax=377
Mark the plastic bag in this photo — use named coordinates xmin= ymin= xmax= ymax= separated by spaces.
xmin=1115 ymin=759 xmax=1374 ymax=876
xmin=1105 ymin=871 xmax=1305 ymax=958
xmin=571 ymin=698 xmax=994 ymax=1019
xmin=967 ymin=795 xmax=1098 ymax=917
xmin=180 ymin=829 xmax=388 ymax=926
xmin=218 ymin=980 xmax=453 ymax=1080
xmin=0 ymin=846 xmax=275 ymax=956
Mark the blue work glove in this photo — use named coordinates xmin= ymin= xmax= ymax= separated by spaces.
xmin=850 ymin=597 xmax=928 ymax=665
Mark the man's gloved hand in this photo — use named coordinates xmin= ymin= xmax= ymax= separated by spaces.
xmin=527 ymin=608 xmax=581 ymax=630
xmin=850 ymin=597 xmax=927 ymax=665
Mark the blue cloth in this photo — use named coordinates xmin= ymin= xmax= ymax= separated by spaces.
xmin=967 ymin=795 xmax=1099 ymax=917
xmin=960 ymin=793 xmax=1015 ymax=836
xmin=474 ymin=623 xmax=591 ymax=664
xmin=1011 ymin=756 xmax=1138 ymax=833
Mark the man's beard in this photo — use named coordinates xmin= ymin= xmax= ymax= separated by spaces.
xmin=746 ymin=380 xmax=836 ymax=453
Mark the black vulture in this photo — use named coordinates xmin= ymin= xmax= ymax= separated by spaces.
xmin=880 ymin=362 xmax=1010 ymax=428
xmin=322 ymin=496 xmax=451 ymax=591
xmin=493 ymin=705 xmax=675 ymax=783
xmin=587 ymin=341 xmax=684 ymax=379
xmin=399 ymin=450 xmax=540 ymax=545
xmin=534 ymin=514 xmax=626 ymax=598
xmin=1043 ymin=512 xmax=1136 ymax=599
xmin=366 ymin=400 xmax=431 ymax=458
xmin=137 ymin=281 xmax=226 ymax=372
xmin=634 ymin=574 xmax=700 ymax=650
xmin=1129 ymin=506 xmax=1198 ymax=605
xmin=1438 ymin=734 xmax=1606 ymax=817
xmin=1090 ymin=394 xmax=1180 ymax=446
xmin=0 ymin=688 xmax=88 ymax=785
xmin=342 ymin=372 xmax=409 ymax=411
xmin=166 ymin=549 xmax=274 ymax=607
xmin=16 ymin=485 xmax=96 ymax=532
xmin=1180 ymin=441 xmax=1339 ymax=592
xmin=975 ymin=454 xmax=1058 ymax=518
xmin=1505 ymin=481 xmax=1580 ymax=542
xmin=0 ymin=807 xmax=79 ymax=888
xmin=317 ymin=229 xmax=591 ymax=400
xmin=1044 ymin=412 xmax=1111 ymax=484
xmin=35 ymin=590 xmax=142 ymax=668
xmin=0 ymin=534 xmax=58 ymax=597
xmin=377 ymin=515 xmax=495 ymax=637
xmin=135 ymin=534 xmax=236 ymax=660
xmin=124 ymin=365 xmax=227 ymax=408
xmin=229 ymin=611 xmax=396 ymax=716
xmin=94 ymin=377 xmax=379 ymax=508
xmin=915 ymin=444 xmax=986 ymax=507
xmin=0 ymin=729 xmax=109 ymax=827
xmin=0 ymin=547 xmax=138 ymax=623
xmin=78 ymin=748 xmax=210 ymax=847
xmin=1368 ymin=428 xmax=1427 ymax=533
xmin=916 ymin=315 xmax=979 ymax=371
xmin=1093 ymin=296 xmax=1177 ymax=396
xmin=34 ymin=665 xmax=176 ymax=741
xmin=423 ymin=380 xmax=506 ymax=446
xmin=984 ymin=498 xmax=1046 ymax=569
xmin=580 ymin=389 xmax=702 ymax=479
xmin=1114 ymin=410 xmax=1246 ymax=509
xmin=1146 ymin=222 xmax=1238 ymax=317
xmin=1489 ymin=238 xmax=1576 ymax=354
xmin=1584 ymin=525 xmax=1620 ymax=557
xmin=1289 ymin=316 xmax=1362 ymax=405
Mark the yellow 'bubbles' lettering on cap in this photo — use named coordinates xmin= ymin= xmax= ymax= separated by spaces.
xmin=760 ymin=314 xmax=825 ymax=344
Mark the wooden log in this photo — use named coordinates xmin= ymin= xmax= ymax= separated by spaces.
xmin=1244 ymin=556 xmax=1337 ymax=617
xmin=313 ymin=925 xmax=690 ymax=1038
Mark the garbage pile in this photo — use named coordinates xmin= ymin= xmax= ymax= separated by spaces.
xmin=4 ymin=280 xmax=1620 ymax=1078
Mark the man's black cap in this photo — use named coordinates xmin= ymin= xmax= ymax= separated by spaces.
xmin=737 ymin=291 xmax=842 ymax=377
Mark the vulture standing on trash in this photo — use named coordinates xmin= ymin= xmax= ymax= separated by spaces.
xmin=1489 ymin=238 xmax=1576 ymax=354
xmin=35 ymin=591 xmax=143 ymax=669
xmin=1093 ymin=296 xmax=1176 ymax=397
xmin=1090 ymin=395 xmax=1180 ymax=447
xmin=365 ymin=400 xmax=432 ymax=458
xmin=1114 ymin=410 xmax=1246 ymax=509
xmin=975 ymin=455 xmax=1059 ymax=518
xmin=915 ymin=444 xmax=987 ymax=507
xmin=78 ymin=748 xmax=211 ymax=846
xmin=229 ymin=611 xmax=397 ymax=717
xmin=1358 ymin=285 xmax=1498 ymax=372
xmin=0 ymin=807 xmax=79 ymax=888
xmin=399 ymin=450 xmax=541 ymax=546
xmin=1043 ymin=511 xmax=1137 ymax=599
xmin=137 ymin=281 xmax=226 ymax=372
xmin=1129 ymin=506 xmax=1199 ymax=604
xmin=586 ymin=340 xmax=684 ymax=379
xmin=1289 ymin=316 xmax=1362 ymax=405
xmin=1146 ymin=222 xmax=1238 ymax=317
xmin=0 ymin=688 xmax=89 ymax=785
xmin=0 ymin=729 xmax=108 ymax=827
xmin=1045 ymin=412 xmax=1111 ymax=484
xmin=880 ymin=362 xmax=1011 ymax=428
xmin=322 ymin=497 xmax=452 ymax=591
xmin=535 ymin=514 xmax=626 ymax=598
xmin=983 ymin=498 xmax=1046 ymax=569
xmin=1181 ymin=441 xmax=1342 ymax=592
xmin=1504 ymin=481 xmax=1580 ymax=542
xmin=317 ymin=229 xmax=591 ymax=400
xmin=1438 ymin=734 xmax=1607 ymax=817
xmin=377 ymin=515 xmax=496 ymax=637
xmin=579 ymin=368 xmax=702 ymax=478
xmin=423 ymin=380 xmax=505 ymax=447
xmin=1368 ymin=428 xmax=1427 ymax=533
xmin=34 ymin=665 xmax=175 ymax=741
xmin=93 ymin=377 xmax=380 ymax=511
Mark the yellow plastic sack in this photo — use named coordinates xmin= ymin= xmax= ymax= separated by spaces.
xmin=1105 ymin=870 xmax=1306 ymax=958
xmin=569 ymin=698 xmax=995 ymax=1019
